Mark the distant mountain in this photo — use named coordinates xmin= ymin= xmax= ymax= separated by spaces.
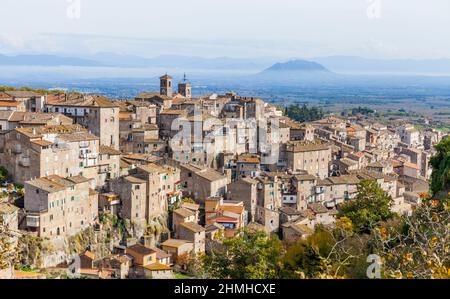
xmin=314 ymin=56 xmax=450 ymax=75
xmin=262 ymin=59 xmax=330 ymax=73
xmin=0 ymin=54 xmax=103 ymax=67
xmin=249 ymin=59 xmax=336 ymax=84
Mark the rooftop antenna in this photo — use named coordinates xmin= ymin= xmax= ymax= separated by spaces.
xmin=183 ymin=73 xmax=187 ymax=82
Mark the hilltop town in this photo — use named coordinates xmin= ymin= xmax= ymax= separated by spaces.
xmin=0 ymin=74 xmax=448 ymax=279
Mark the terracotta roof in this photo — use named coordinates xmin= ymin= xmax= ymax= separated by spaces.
xmin=0 ymin=110 xmax=14 ymax=120
xmin=239 ymin=177 xmax=259 ymax=185
xmin=26 ymin=175 xmax=75 ymax=193
xmin=180 ymin=221 xmax=205 ymax=233
xmin=66 ymin=175 xmax=91 ymax=184
xmin=237 ymin=154 xmax=260 ymax=164
xmin=205 ymin=222 xmax=225 ymax=232
xmin=213 ymin=216 xmax=239 ymax=223
xmin=5 ymin=91 xmax=42 ymax=98
xmin=0 ymin=92 xmax=12 ymax=99
xmin=159 ymin=109 xmax=186 ymax=115
xmin=195 ymin=168 xmax=227 ymax=182
xmin=124 ymin=176 xmax=146 ymax=184
xmin=58 ymin=132 xmax=99 ymax=142
xmin=127 ymin=244 xmax=156 ymax=256
xmin=279 ymin=206 xmax=303 ymax=216
xmin=294 ymin=174 xmax=317 ymax=181
xmin=219 ymin=204 xmax=244 ymax=215
xmin=46 ymin=94 xmax=118 ymax=108
xmin=119 ymin=112 xmax=133 ymax=120
xmin=16 ymin=124 xmax=90 ymax=138
xmin=82 ymin=250 xmax=95 ymax=260
xmin=173 ymin=207 xmax=195 ymax=218
xmin=0 ymin=101 xmax=18 ymax=107
xmin=99 ymin=145 xmax=121 ymax=155
xmin=308 ymin=203 xmax=329 ymax=214
xmin=152 ymin=247 xmax=171 ymax=260
xmin=0 ymin=202 xmax=19 ymax=214
xmin=31 ymin=139 xmax=54 ymax=147
xmin=144 ymin=262 xmax=172 ymax=271
xmin=180 ymin=202 xmax=200 ymax=211
xmin=327 ymin=175 xmax=360 ymax=185
xmin=286 ymin=142 xmax=330 ymax=153
xmin=402 ymin=161 xmax=420 ymax=170
xmin=161 ymin=239 xmax=192 ymax=248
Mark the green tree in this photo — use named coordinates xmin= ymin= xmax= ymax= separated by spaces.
xmin=339 ymin=180 xmax=394 ymax=233
xmin=285 ymin=104 xmax=324 ymax=122
xmin=282 ymin=223 xmax=370 ymax=279
xmin=202 ymin=227 xmax=284 ymax=279
xmin=283 ymin=227 xmax=334 ymax=278
xmin=429 ymin=136 xmax=450 ymax=199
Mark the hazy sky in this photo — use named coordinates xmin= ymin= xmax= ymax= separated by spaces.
xmin=1 ymin=0 xmax=449 ymax=59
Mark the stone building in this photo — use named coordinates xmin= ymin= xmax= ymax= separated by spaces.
xmin=180 ymin=164 xmax=228 ymax=204
xmin=45 ymin=94 xmax=120 ymax=149
xmin=24 ymin=175 xmax=98 ymax=238
xmin=285 ymin=141 xmax=331 ymax=179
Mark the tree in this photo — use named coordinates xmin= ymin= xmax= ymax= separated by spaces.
xmin=374 ymin=197 xmax=450 ymax=278
xmin=202 ymin=227 xmax=284 ymax=279
xmin=429 ymin=136 xmax=450 ymax=199
xmin=283 ymin=226 xmax=334 ymax=278
xmin=285 ymin=104 xmax=324 ymax=122
xmin=282 ymin=223 xmax=370 ymax=279
xmin=339 ymin=180 xmax=395 ymax=233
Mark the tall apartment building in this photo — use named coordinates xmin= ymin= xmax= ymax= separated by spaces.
xmin=0 ymin=124 xmax=119 ymax=188
xmin=24 ymin=175 xmax=98 ymax=238
xmin=285 ymin=141 xmax=331 ymax=179
xmin=109 ymin=175 xmax=147 ymax=224
xmin=0 ymin=124 xmax=99 ymax=185
xmin=132 ymin=163 xmax=181 ymax=220
xmin=45 ymin=94 xmax=120 ymax=149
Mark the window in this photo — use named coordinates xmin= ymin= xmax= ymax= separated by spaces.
xmin=135 ymin=185 xmax=140 ymax=190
